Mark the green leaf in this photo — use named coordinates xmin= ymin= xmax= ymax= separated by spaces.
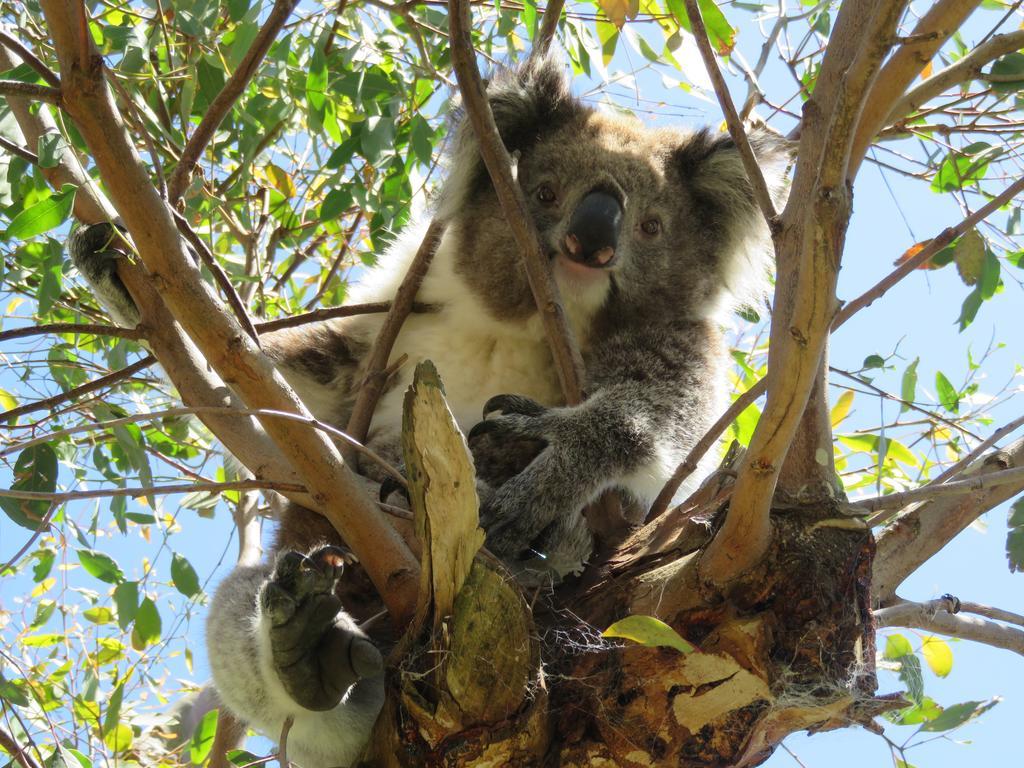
xmin=83 ymin=607 xmax=115 ymax=625
xmin=171 ymin=553 xmax=201 ymax=597
xmin=953 ymin=229 xmax=986 ymax=286
xmin=935 ymin=371 xmax=959 ymax=413
xmin=667 ymin=0 xmax=737 ymax=55
xmin=36 ymin=133 xmax=65 ymax=169
xmin=862 ymin=354 xmax=885 ymax=370
xmin=921 ymin=636 xmax=953 ymax=677
xmin=113 ymin=581 xmax=139 ymax=630
xmin=189 ymin=709 xmax=219 ymax=764
xmin=30 ymin=599 xmax=56 ymax=628
xmin=898 ymin=653 xmax=924 ymax=705
xmin=0 ymin=443 xmax=58 ymax=530
xmin=306 ymin=44 xmax=328 ymax=114
xmin=77 ymin=549 xmax=124 ymax=585
xmin=0 ymin=674 xmax=30 ymax=706
xmin=900 ymin=358 xmax=919 ymax=413
xmin=884 ymin=633 xmax=913 ymax=660
xmin=101 ymin=682 xmax=124 ymax=741
xmin=132 ymin=597 xmax=161 ymax=648
xmin=602 ymin=615 xmax=695 ymax=654
xmin=931 ymin=143 xmax=1001 ymax=193
xmin=988 ymin=52 xmax=1024 ymax=93
xmin=920 ymin=698 xmax=999 ymax=732
xmin=1007 ymin=497 xmax=1024 ymax=573
xmin=5 ymin=185 xmax=76 ymax=239
xmin=957 ymin=287 xmax=983 ymax=332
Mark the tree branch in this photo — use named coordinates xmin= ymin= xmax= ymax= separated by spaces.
xmin=166 ymin=0 xmax=299 ymax=202
xmin=702 ymin=0 xmax=907 ymax=584
xmin=0 ymin=355 xmax=155 ymax=423
xmin=254 ymin=301 xmax=435 ymax=333
xmin=0 ymin=28 xmax=61 ymax=87
xmin=884 ymin=30 xmax=1024 ymax=128
xmin=0 ymin=726 xmax=41 ymax=768
xmin=682 ymin=0 xmax=778 ymax=226
xmin=41 ymin=0 xmax=419 ymax=624
xmin=0 ymin=479 xmax=304 ymax=504
xmin=0 ymin=79 xmax=60 ymax=103
xmin=447 ymin=0 xmax=585 ymax=405
xmin=849 ymin=0 xmax=982 ymax=178
xmin=0 ymin=322 xmax=143 ymax=344
xmin=856 ymin=463 xmax=1024 ymax=516
xmin=929 ymin=413 xmax=1024 ymax=485
xmin=874 ymin=436 xmax=1024 ymax=601
xmin=345 ymin=221 xmax=442 ymax=447
xmin=534 ymin=0 xmax=564 ymax=57
xmin=875 ymin=597 xmax=1024 ymax=657
xmin=0 ymin=135 xmax=39 ymax=164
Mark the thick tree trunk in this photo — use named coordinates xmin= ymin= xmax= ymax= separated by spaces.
xmin=361 ymin=366 xmax=894 ymax=766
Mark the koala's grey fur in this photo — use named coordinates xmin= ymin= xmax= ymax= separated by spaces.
xmin=70 ymin=57 xmax=789 ymax=768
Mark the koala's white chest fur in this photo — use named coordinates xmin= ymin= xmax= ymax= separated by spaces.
xmin=346 ymin=223 xmax=575 ymax=442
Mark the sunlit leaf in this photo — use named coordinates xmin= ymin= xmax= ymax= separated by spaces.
xmin=920 ymin=698 xmax=999 ymax=732
xmin=603 ymin=615 xmax=695 ymax=654
xmin=0 ymin=443 xmax=58 ymax=530
xmin=830 ymin=390 xmax=854 ymax=427
xmin=77 ymin=550 xmax=124 ymax=584
xmin=900 ymin=358 xmax=919 ymax=413
xmin=171 ymin=552 xmax=201 ymax=598
xmin=921 ymin=636 xmax=953 ymax=677
xmin=935 ymin=371 xmax=959 ymax=413
xmin=189 ymin=709 xmax=220 ymax=764
xmin=4 ymin=185 xmax=76 ymax=239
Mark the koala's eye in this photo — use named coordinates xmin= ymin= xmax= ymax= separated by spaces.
xmin=536 ymin=184 xmax=557 ymax=204
xmin=640 ymin=218 xmax=662 ymax=236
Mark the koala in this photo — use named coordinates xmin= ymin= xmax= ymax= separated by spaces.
xmin=70 ymin=58 xmax=789 ymax=768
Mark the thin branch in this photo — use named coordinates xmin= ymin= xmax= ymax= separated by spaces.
xmin=874 ymin=436 xmax=1024 ymax=600
xmin=0 ymin=322 xmax=143 ymax=344
xmin=875 ymin=598 xmax=1024 ymax=657
xmin=534 ymin=0 xmax=564 ymax=56
xmin=0 ymin=79 xmax=60 ymax=103
xmin=959 ymin=601 xmax=1024 ymax=628
xmin=254 ymin=301 xmax=435 ymax=333
xmin=0 ymin=355 xmax=155 ymax=423
xmin=0 ymin=726 xmax=41 ymax=768
xmin=929 ymin=413 xmax=1024 ymax=485
xmin=0 ymin=504 xmax=56 ymax=574
xmin=0 ymin=135 xmax=39 ymax=165
xmin=854 ymin=463 xmax=1024 ymax=516
xmin=0 ymin=28 xmax=60 ymax=87
xmin=885 ymin=30 xmax=1024 ymax=127
xmin=345 ymin=221 xmax=443 ymax=447
xmin=166 ymin=0 xmax=300 ymax=202
xmin=278 ymin=716 xmax=294 ymax=768
xmin=834 ymin=173 xmax=1024 ymax=326
xmin=0 ymin=405 xmax=406 ymax=486
xmin=448 ymin=0 xmax=585 ymax=405
xmin=850 ymin=0 xmax=984 ymax=178
xmin=682 ymin=0 xmax=778 ymax=226
xmin=0 ymin=479 xmax=305 ymax=504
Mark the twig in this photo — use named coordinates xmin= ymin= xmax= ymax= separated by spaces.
xmin=0 ymin=322 xmax=143 ymax=344
xmin=875 ymin=598 xmax=1024 ymax=657
xmin=854 ymin=463 xmax=1024 ymax=517
xmin=0 ymin=726 xmax=41 ymax=768
xmin=0 ymin=80 xmax=60 ymax=103
xmin=0 ymin=355 xmax=155 ymax=423
xmin=304 ymin=212 xmax=364 ymax=310
xmin=0 ymin=479 xmax=304 ymax=504
xmin=928 ymin=413 xmax=1024 ymax=486
xmin=447 ymin=0 xmax=585 ymax=404
xmin=0 ymin=28 xmax=60 ymax=87
xmin=172 ymin=211 xmax=261 ymax=344
xmin=0 ymin=504 xmax=56 ymax=574
xmin=885 ymin=30 xmax=1024 ymax=127
xmin=534 ymin=0 xmax=564 ymax=56
xmin=255 ymin=301 xmax=435 ymax=333
xmin=959 ymin=601 xmax=1024 ymax=628
xmin=166 ymin=0 xmax=300 ymax=202
xmin=0 ymin=135 xmax=38 ymax=164
xmin=682 ymin=0 xmax=778 ymax=226
xmin=834 ymin=173 xmax=1024 ymax=325
xmin=0 ymin=405 xmax=407 ymax=486
xmin=345 ymin=221 xmax=442 ymax=446
xmin=278 ymin=716 xmax=294 ymax=768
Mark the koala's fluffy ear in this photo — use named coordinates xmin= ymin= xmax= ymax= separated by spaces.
xmin=676 ymin=127 xmax=794 ymax=218
xmin=437 ymin=55 xmax=584 ymax=218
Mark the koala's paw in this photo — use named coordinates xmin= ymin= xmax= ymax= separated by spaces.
xmin=68 ymin=223 xmax=140 ymax=327
xmin=260 ymin=546 xmax=382 ymax=712
xmin=468 ymin=395 xmax=548 ymax=488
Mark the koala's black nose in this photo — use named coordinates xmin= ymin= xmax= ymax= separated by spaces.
xmin=564 ymin=190 xmax=623 ymax=268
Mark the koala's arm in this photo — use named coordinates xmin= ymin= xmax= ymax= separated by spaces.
xmin=206 ymin=549 xmax=384 ymax=768
xmin=471 ymin=319 xmax=722 ymax=562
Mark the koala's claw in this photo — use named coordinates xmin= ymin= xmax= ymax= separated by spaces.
xmin=261 ymin=545 xmax=380 ymax=712
xmin=482 ymin=394 xmax=547 ymax=419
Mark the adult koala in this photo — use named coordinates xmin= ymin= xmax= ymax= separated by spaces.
xmin=70 ymin=57 xmax=789 ymax=767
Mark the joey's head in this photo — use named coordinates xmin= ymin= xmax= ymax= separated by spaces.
xmin=437 ymin=57 xmax=793 ymax=325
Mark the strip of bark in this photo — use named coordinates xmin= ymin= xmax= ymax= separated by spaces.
xmin=702 ymin=0 xmax=907 ymax=584
xmin=849 ymin=0 xmax=982 ymax=178
xmin=0 ymin=28 xmax=61 ymax=87
xmin=875 ymin=598 xmax=1024 ymax=656
xmin=682 ymin=0 xmax=778 ymax=226
xmin=874 ymin=436 xmax=1024 ymax=600
xmin=345 ymin=221 xmax=443 ymax=448
xmin=447 ymin=0 xmax=585 ymax=405
xmin=41 ymin=0 xmax=419 ymax=624
xmin=166 ymin=0 xmax=299 ymax=202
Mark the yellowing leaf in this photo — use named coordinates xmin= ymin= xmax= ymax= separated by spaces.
xmin=954 ymin=229 xmax=986 ymax=286
xmin=265 ymin=163 xmax=296 ymax=198
xmin=921 ymin=635 xmax=953 ymax=677
xmin=598 ymin=0 xmax=635 ymax=28
xmin=603 ymin=615 xmax=695 ymax=653
xmin=831 ymin=390 xmax=855 ymax=427
xmin=921 ymin=60 xmax=933 ymax=79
